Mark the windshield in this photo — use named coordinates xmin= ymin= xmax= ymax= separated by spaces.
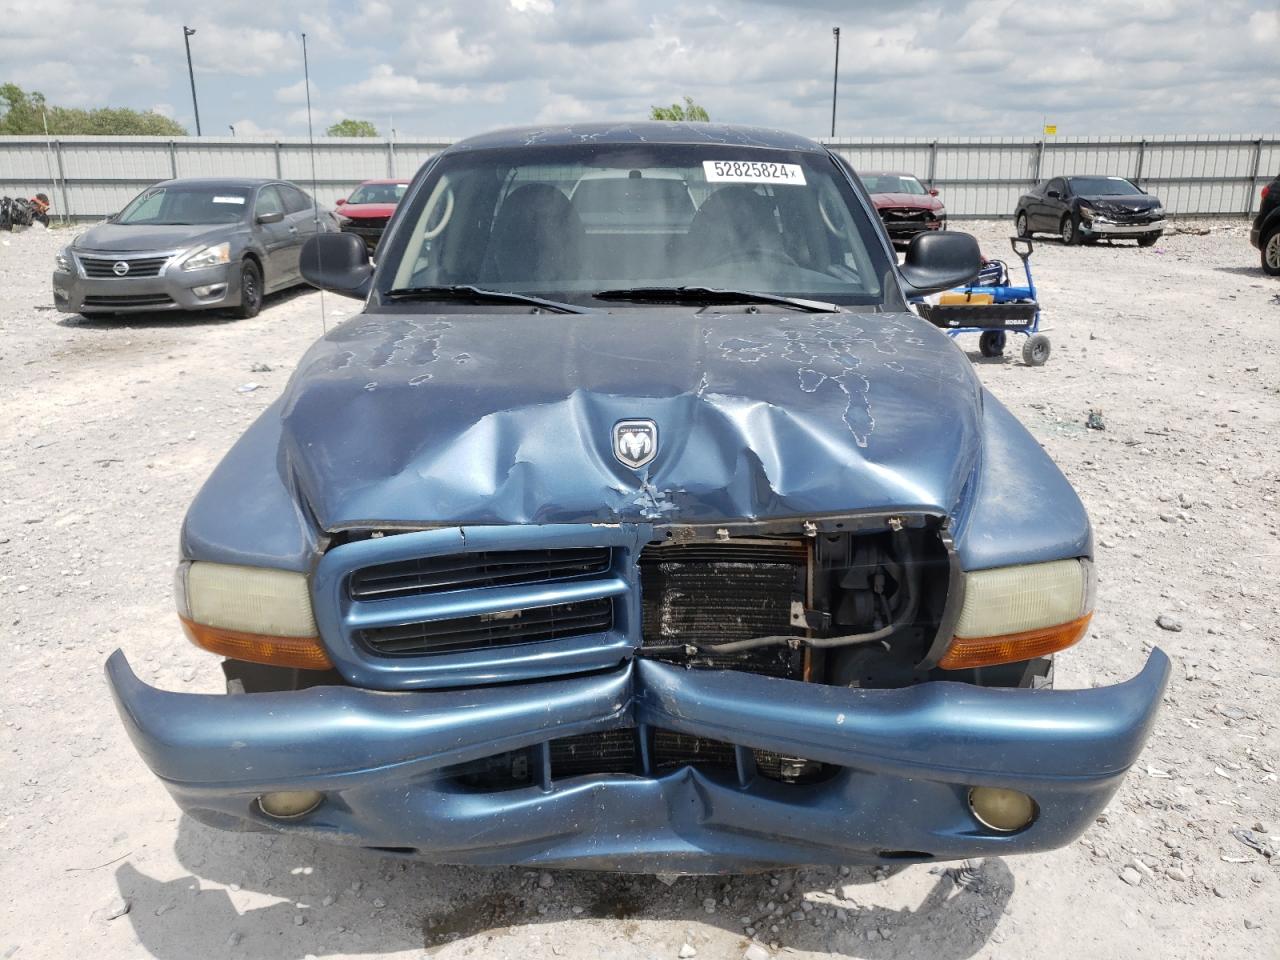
xmin=348 ymin=182 xmax=407 ymax=205
xmin=115 ymin=185 xmax=250 ymax=225
xmin=378 ymin=143 xmax=890 ymax=307
xmin=1068 ymin=177 xmax=1143 ymax=197
xmin=861 ymin=174 xmax=927 ymax=196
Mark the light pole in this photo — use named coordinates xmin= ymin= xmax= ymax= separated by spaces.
xmin=830 ymin=27 xmax=840 ymax=139
xmin=228 ymin=124 xmax=235 ymax=136
xmin=183 ymin=26 xmax=202 ymax=136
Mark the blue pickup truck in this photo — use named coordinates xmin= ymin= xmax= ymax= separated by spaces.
xmin=107 ymin=122 xmax=1167 ymax=873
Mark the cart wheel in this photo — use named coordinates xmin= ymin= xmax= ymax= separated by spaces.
xmin=1022 ymin=334 xmax=1051 ymax=366
xmin=979 ymin=331 xmax=1007 ymax=357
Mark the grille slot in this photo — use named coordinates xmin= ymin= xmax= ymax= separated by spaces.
xmin=360 ymin=597 xmax=612 ymax=656
xmin=640 ymin=539 xmax=806 ymax=677
xmin=550 ymin=730 xmax=637 ymax=778
xmin=79 ymin=255 xmax=169 ymax=278
xmin=350 ymin=547 xmax=612 ymax=601
xmin=82 ymin=293 xmax=175 ymax=308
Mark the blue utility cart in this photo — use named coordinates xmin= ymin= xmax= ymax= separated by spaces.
xmin=917 ymin=236 xmax=1051 ymax=366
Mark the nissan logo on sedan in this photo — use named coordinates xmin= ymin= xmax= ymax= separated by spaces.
xmin=112 ymin=261 xmax=130 ymax=276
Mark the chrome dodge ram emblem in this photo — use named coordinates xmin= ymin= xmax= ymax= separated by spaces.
xmin=112 ymin=261 xmax=130 ymax=276
xmin=613 ymin=419 xmax=658 ymax=469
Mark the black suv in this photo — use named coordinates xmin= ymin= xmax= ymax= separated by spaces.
xmin=1250 ymin=173 xmax=1280 ymax=276
xmin=1015 ymin=176 xmax=1165 ymax=247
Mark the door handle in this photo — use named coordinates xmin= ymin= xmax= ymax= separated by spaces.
xmin=288 ymin=225 xmax=298 ymax=234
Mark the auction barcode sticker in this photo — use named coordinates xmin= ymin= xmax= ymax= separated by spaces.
xmin=703 ymin=160 xmax=806 ymax=185
xmin=212 ymin=195 xmax=246 ymax=204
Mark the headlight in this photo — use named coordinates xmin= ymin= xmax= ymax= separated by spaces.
xmin=55 ymin=247 xmax=73 ymax=271
xmin=939 ymin=559 xmax=1093 ymax=669
xmin=1151 ymin=205 xmax=1164 ymax=216
xmin=176 ymin=560 xmax=330 ymax=670
xmin=1077 ymin=204 xmax=1095 ymax=221
xmin=180 ymin=241 xmax=231 ymax=271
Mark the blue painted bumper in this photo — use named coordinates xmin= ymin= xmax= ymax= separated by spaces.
xmin=105 ymin=648 xmax=1169 ymax=872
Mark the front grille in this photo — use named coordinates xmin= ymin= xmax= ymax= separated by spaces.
xmin=360 ymin=597 xmax=612 ymax=656
xmin=639 ymin=539 xmax=806 ymax=677
xmin=880 ymin=207 xmax=930 ymax=220
xmin=79 ymin=255 xmax=169 ymax=278
xmin=351 ymin=547 xmax=611 ymax=600
xmin=82 ymin=293 xmax=175 ymax=308
xmin=550 ymin=730 xmax=637 ymax=777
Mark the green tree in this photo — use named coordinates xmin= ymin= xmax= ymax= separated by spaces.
xmin=326 ymin=118 xmax=379 ymax=137
xmin=649 ymin=96 xmax=710 ymax=122
xmin=0 ymin=82 xmax=186 ymax=135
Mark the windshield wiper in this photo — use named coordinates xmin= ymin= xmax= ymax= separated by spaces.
xmin=383 ymin=284 xmax=590 ymax=314
xmin=593 ymin=286 xmax=842 ymax=314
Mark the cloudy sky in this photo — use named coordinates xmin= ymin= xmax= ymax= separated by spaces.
xmin=2 ymin=0 xmax=1276 ymax=139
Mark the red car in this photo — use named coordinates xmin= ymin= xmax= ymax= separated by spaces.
xmin=334 ymin=179 xmax=410 ymax=252
xmin=860 ymin=171 xmax=947 ymax=246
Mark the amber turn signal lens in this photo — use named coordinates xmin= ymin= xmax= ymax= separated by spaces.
xmin=939 ymin=612 xmax=1092 ymax=670
xmin=180 ymin=616 xmax=333 ymax=671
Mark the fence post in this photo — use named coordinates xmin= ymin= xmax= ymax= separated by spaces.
xmin=387 ymin=138 xmax=395 ymax=178
xmin=1134 ymin=139 xmax=1146 ymax=187
xmin=1246 ymin=137 xmax=1263 ymax=215
xmin=927 ymin=140 xmax=938 ymax=187
xmin=274 ymin=141 xmax=283 ymax=179
xmin=168 ymin=140 xmax=178 ymax=179
xmin=54 ymin=138 xmax=72 ymax=220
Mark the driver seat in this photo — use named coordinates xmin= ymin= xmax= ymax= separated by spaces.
xmin=683 ymin=185 xmax=784 ymax=271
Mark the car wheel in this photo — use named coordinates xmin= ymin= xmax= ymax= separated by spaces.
xmin=1060 ymin=216 xmax=1078 ymax=246
xmin=234 ymin=259 xmax=263 ymax=319
xmin=979 ymin=331 xmax=1006 ymax=357
xmin=1015 ymin=212 xmax=1030 ymax=238
xmin=1022 ymin=334 xmax=1051 ymax=366
xmin=1138 ymin=233 xmax=1161 ymax=248
xmin=1262 ymin=227 xmax=1280 ymax=276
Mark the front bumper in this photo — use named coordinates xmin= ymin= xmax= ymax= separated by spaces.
xmin=881 ymin=217 xmax=945 ymax=242
xmin=52 ymin=261 xmax=238 ymax=315
xmin=106 ymin=647 xmax=1169 ymax=872
xmin=1080 ymin=218 xmax=1165 ymax=236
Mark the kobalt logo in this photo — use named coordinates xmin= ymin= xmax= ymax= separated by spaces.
xmin=612 ymin=419 xmax=658 ymax=469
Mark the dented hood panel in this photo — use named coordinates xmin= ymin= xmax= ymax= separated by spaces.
xmin=280 ymin=309 xmax=983 ymax=529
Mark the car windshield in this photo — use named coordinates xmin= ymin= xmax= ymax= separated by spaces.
xmin=378 ymin=143 xmax=890 ymax=307
xmin=115 ymin=185 xmax=251 ymax=225
xmin=1068 ymin=177 xmax=1143 ymax=197
xmin=348 ymin=183 xmax=407 ymax=205
xmin=861 ymin=174 xmax=927 ymax=196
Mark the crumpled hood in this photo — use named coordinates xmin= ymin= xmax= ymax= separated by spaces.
xmin=1080 ymin=194 xmax=1161 ymax=216
xmin=280 ymin=309 xmax=983 ymax=529
xmin=872 ymin=193 xmax=943 ymax=212
xmin=75 ymin=222 xmax=234 ymax=253
xmin=337 ymin=203 xmax=398 ymax=219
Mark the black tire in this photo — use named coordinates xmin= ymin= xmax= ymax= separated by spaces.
xmin=1022 ymin=333 xmax=1051 ymax=366
xmin=1015 ymin=211 xmax=1030 ymax=238
xmin=979 ymin=331 xmax=1007 ymax=357
xmin=1261 ymin=227 xmax=1280 ymax=276
xmin=1138 ymin=233 xmax=1160 ymax=248
xmin=1060 ymin=216 xmax=1078 ymax=246
xmin=234 ymin=259 xmax=263 ymax=319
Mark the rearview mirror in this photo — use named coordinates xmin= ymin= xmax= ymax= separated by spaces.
xmin=300 ymin=232 xmax=373 ymax=300
xmin=256 ymin=211 xmax=284 ymax=225
xmin=898 ymin=231 xmax=982 ymax=296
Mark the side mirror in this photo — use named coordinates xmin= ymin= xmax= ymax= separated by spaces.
xmin=256 ymin=210 xmax=285 ymax=225
xmin=899 ymin=231 xmax=982 ymax=296
xmin=335 ymin=198 xmax=347 ymax=205
xmin=928 ymin=187 xmax=939 ymax=197
xmin=1046 ymin=189 xmax=1061 ymax=200
xmin=300 ymin=232 xmax=373 ymax=300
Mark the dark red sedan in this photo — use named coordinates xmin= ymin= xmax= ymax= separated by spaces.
xmin=334 ymin=179 xmax=410 ymax=252
xmin=861 ymin=171 xmax=946 ymax=245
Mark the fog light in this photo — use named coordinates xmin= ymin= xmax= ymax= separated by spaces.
xmin=968 ymin=787 xmax=1036 ymax=832
xmin=257 ymin=790 xmax=324 ymax=820
xmin=192 ymin=283 xmax=226 ymax=297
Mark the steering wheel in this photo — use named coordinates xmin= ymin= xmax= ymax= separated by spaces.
xmin=700 ymin=243 xmax=799 ymax=270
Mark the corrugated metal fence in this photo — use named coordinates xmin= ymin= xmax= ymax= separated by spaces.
xmin=1 ymin=133 xmax=1276 ymax=221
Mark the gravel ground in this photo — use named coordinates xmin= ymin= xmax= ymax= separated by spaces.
xmin=1 ymin=219 xmax=1277 ymax=960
